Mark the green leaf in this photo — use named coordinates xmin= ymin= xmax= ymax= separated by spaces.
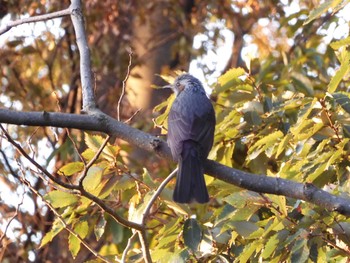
xmin=183 ymin=218 xmax=202 ymax=252
xmin=85 ymin=133 xmax=104 ymax=152
xmin=244 ymin=111 xmax=262 ymax=126
xmin=44 ymin=190 xmax=78 ymax=208
xmin=330 ymin=36 xmax=350 ymax=50
xmin=248 ymin=130 xmax=284 ymax=160
xmin=168 ymin=249 xmax=190 ymax=263
xmin=223 ymin=191 xmax=265 ymax=208
xmin=219 ymin=67 xmax=246 ymax=86
xmin=333 ymin=93 xmax=350 ymax=114
xmin=276 ymin=134 xmax=293 ymax=158
xmin=68 ymin=234 xmax=80 ymax=258
xmin=81 ymin=148 xmax=96 ymax=162
xmin=304 ymin=0 xmax=346 ymax=25
xmin=291 ymin=238 xmax=310 ymax=263
xmin=128 ymin=191 xmax=154 ymax=224
xmin=153 ymin=93 xmax=175 ymax=113
xmin=98 ymin=174 xmax=119 ymax=199
xmin=264 ymin=230 xmax=290 ymax=259
xmin=230 ymin=206 xmax=260 ymax=221
xmin=151 ymin=249 xmax=174 ymax=262
xmin=69 ymin=220 xmax=89 ymax=258
xmin=76 ymin=220 xmax=89 ymax=238
xmin=82 ymin=166 xmax=104 ymax=194
xmin=39 ymin=218 xmax=64 ymax=248
xmin=343 ymin=124 xmax=350 ymax=138
xmin=291 ymin=72 xmax=314 ymax=96
xmin=295 ymin=122 xmax=324 ymax=141
xmin=94 ymin=215 xmax=107 ymax=241
xmin=328 ymin=49 xmax=350 ymax=93
xmin=153 ymin=94 xmax=175 ymax=130
xmin=142 ymin=168 xmax=156 ymax=188
xmin=58 ymin=162 xmax=84 ymax=176
xmin=238 ymin=239 xmax=263 ymax=263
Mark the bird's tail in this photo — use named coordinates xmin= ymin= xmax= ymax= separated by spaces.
xmin=173 ymin=140 xmax=209 ymax=204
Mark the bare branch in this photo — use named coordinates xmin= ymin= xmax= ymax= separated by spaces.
xmin=137 ymin=229 xmax=152 ymax=263
xmin=121 ymin=231 xmax=138 ymax=263
xmin=142 ymin=168 xmax=177 ymax=225
xmin=1 ymin=109 xmax=350 ymax=216
xmin=0 ymin=193 xmax=24 ymax=245
xmin=78 ymin=135 xmax=111 ymax=185
xmin=0 ymin=8 xmax=71 ymax=36
xmin=0 ymin=124 xmax=80 ymax=191
xmin=18 ymin=175 xmax=112 ymax=263
xmin=69 ymin=0 xmax=96 ymax=111
xmin=0 ymin=123 xmax=144 ymax=231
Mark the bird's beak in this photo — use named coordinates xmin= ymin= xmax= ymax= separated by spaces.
xmin=162 ymin=84 xmax=172 ymax=90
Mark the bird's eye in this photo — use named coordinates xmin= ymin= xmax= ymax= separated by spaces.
xmin=176 ymin=82 xmax=180 ymax=87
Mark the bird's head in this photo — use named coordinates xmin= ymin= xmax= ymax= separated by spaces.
xmin=163 ymin=74 xmax=204 ymax=96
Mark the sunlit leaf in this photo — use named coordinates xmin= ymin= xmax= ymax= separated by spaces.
xmin=304 ymin=0 xmax=346 ymax=25
xmin=262 ymin=232 xmax=284 ymax=259
xmin=328 ymin=49 xmax=350 ymax=93
xmin=82 ymin=166 xmax=104 ymax=194
xmin=68 ymin=234 xmax=80 ymax=259
xmin=40 ymin=218 xmax=64 ymax=248
xmin=58 ymin=162 xmax=84 ymax=176
xmin=68 ymin=220 xmax=89 ymax=258
xmin=238 ymin=239 xmax=263 ymax=263
xmin=84 ymin=133 xmax=105 ymax=152
xmin=44 ymin=190 xmax=78 ymax=208
xmin=219 ymin=67 xmax=246 ymax=86
xmin=330 ymin=36 xmax=350 ymax=50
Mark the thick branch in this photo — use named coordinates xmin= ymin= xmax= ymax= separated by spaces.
xmin=1 ymin=108 xmax=350 ymax=215
xmin=69 ymin=0 xmax=96 ymax=111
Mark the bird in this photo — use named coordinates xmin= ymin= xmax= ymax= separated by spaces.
xmin=165 ymin=74 xmax=216 ymax=203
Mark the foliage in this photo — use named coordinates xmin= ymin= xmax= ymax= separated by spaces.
xmin=1 ymin=0 xmax=350 ymax=262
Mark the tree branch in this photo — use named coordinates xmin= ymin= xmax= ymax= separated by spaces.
xmin=142 ymin=168 xmax=177 ymax=225
xmin=0 ymin=193 xmax=24 ymax=246
xmin=1 ymin=108 xmax=350 ymax=216
xmin=0 ymin=8 xmax=71 ymax=36
xmin=69 ymin=0 xmax=96 ymax=111
xmin=18 ymin=175 xmax=112 ymax=263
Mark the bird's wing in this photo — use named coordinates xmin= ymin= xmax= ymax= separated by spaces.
xmin=168 ymin=93 xmax=215 ymax=160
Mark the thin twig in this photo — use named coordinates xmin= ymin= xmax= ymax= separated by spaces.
xmin=0 ymin=124 xmax=79 ymax=191
xmin=78 ymin=135 xmax=111 ymax=185
xmin=142 ymin=168 xmax=177 ymax=225
xmin=121 ymin=231 xmax=138 ymax=263
xmin=79 ymin=187 xmax=144 ymax=230
xmin=0 ymin=8 xmax=71 ymax=35
xmin=0 ymin=193 xmax=24 ymax=246
xmin=117 ymin=48 xmax=133 ymax=121
xmin=0 ymin=124 xmax=144 ymax=230
xmin=124 ymin=108 xmax=142 ymax=124
xmin=26 ymin=126 xmax=40 ymax=159
xmin=137 ymin=229 xmax=152 ymax=263
xmin=18 ymin=175 xmax=112 ymax=263
xmin=0 ymin=148 xmax=18 ymax=179
xmin=319 ymin=98 xmax=341 ymax=143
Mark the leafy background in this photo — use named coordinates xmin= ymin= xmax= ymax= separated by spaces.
xmin=1 ymin=0 xmax=350 ymax=262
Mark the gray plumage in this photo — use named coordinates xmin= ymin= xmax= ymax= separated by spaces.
xmin=166 ymin=74 xmax=215 ymax=203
